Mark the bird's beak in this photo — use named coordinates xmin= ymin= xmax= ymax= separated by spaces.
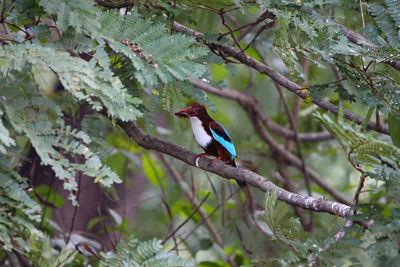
xmin=175 ymin=107 xmax=191 ymax=118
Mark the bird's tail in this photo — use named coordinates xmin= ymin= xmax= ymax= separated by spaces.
xmin=228 ymin=159 xmax=247 ymax=188
xmin=229 ymin=159 xmax=256 ymax=219
xmin=229 ymin=159 xmax=256 ymax=217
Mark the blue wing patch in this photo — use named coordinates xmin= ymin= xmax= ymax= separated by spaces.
xmin=209 ymin=122 xmax=237 ymax=159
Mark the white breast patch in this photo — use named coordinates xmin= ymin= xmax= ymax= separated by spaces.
xmin=189 ymin=117 xmax=212 ymax=148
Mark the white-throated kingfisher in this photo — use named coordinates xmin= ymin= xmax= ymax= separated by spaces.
xmin=175 ymin=103 xmax=246 ymax=187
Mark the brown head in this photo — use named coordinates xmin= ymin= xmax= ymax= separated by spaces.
xmin=174 ymin=103 xmax=209 ymax=119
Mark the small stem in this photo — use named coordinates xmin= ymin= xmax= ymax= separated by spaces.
xmin=353 ymin=174 xmax=367 ymax=206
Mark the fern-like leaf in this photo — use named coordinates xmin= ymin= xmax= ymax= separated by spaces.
xmin=0 ymin=154 xmax=42 ymax=251
xmin=0 ymin=44 xmax=142 ymax=122
xmin=100 ymin=235 xmax=193 ymax=267
xmin=315 ymin=112 xmax=400 ymax=181
xmin=0 ymin=73 xmax=121 ymax=204
xmin=369 ymin=3 xmax=400 ymax=48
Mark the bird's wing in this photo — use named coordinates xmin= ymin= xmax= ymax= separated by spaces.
xmin=209 ymin=121 xmax=237 ymax=159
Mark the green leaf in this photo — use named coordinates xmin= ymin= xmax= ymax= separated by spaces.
xmin=105 ymin=153 xmax=127 ymax=179
xmin=99 ymin=234 xmax=193 ymax=266
xmin=142 ymin=153 xmax=166 ymax=187
xmin=211 ymin=63 xmax=229 ymax=81
xmin=388 ymin=112 xmax=400 ymax=147
xmin=106 ymin=132 xmax=141 ymax=153
xmin=198 ymin=261 xmax=223 ymax=267
xmin=361 ymin=108 xmax=375 ymax=132
xmin=87 ymin=216 xmax=105 ymax=231
xmin=315 ymin=112 xmax=400 ymax=181
xmin=108 ymin=208 xmax=122 ymax=225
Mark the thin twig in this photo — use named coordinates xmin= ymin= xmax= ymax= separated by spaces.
xmin=275 ymin=83 xmax=311 ymax=197
xmin=158 ymin=154 xmax=225 ymax=248
xmin=359 ymin=0 xmax=365 ymax=28
xmin=160 ymin=195 xmax=176 ymax=250
xmin=274 ymin=82 xmax=314 ymax=230
xmin=219 ymin=11 xmax=245 ymax=54
xmin=1 ymin=0 xmax=7 ymax=33
xmin=66 ymin=171 xmax=82 ymax=244
xmin=169 ymin=189 xmax=240 ymax=252
xmin=162 ymin=192 xmax=211 ymax=245
xmin=353 ymin=174 xmax=367 ymax=206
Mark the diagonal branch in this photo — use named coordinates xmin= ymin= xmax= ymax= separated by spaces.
xmin=188 ymin=78 xmax=350 ymax=205
xmin=94 ymin=0 xmax=134 ymax=8
xmin=117 ymin=120 xmax=353 ymax=218
xmin=189 ymin=78 xmax=331 ymax=142
xmin=172 ymin=21 xmax=389 ymax=135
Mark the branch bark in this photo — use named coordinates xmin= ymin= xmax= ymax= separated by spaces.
xmin=118 ymin=120 xmax=353 ymax=218
xmin=94 ymin=0 xmax=134 ymax=8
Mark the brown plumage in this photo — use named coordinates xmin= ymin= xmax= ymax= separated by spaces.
xmin=175 ymin=103 xmax=244 ymax=187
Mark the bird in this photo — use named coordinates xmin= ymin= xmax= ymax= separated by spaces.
xmin=175 ymin=103 xmax=245 ymax=187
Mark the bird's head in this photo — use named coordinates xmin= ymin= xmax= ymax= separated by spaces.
xmin=175 ymin=103 xmax=206 ymax=119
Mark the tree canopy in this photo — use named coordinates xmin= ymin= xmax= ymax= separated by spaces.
xmin=0 ymin=0 xmax=400 ymax=266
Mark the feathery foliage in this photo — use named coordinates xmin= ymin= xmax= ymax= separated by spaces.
xmin=100 ymin=235 xmax=193 ymax=267
xmin=315 ymin=112 xmax=400 ymax=181
xmin=1 ymin=44 xmax=142 ymax=121
xmin=264 ymin=191 xmax=308 ymax=253
xmin=1 ymin=0 xmax=400 ymax=265
xmin=0 ymin=72 xmax=121 ymax=204
xmin=0 ymin=153 xmax=42 ymax=251
xmin=263 ymin=191 xmax=348 ymax=265
xmin=26 ymin=235 xmax=77 ymax=267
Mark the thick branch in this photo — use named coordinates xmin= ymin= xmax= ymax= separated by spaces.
xmin=94 ymin=0 xmax=134 ymax=8
xmin=172 ymin=21 xmax=389 ymax=135
xmin=118 ymin=120 xmax=353 ymax=218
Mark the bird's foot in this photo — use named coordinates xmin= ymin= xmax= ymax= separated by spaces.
xmin=211 ymin=157 xmax=223 ymax=163
xmin=194 ymin=153 xmax=209 ymax=167
xmin=209 ymin=157 xmax=224 ymax=167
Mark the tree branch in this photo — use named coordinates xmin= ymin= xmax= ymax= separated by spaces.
xmin=94 ymin=0 xmax=134 ymax=8
xmin=189 ymin=78 xmax=332 ymax=142
xmin=118 ymin=120 xmax=353 ymax=218
xmin=172 ymin=21 xmax=389 ymax=135
xmin=188 ymin=78 xmax=350 ymax=205
xmin=248 ymin=109 xmax=351 ymax=205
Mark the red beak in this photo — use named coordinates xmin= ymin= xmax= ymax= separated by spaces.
xmin=174 ymin=107 xmax=191 ymax=118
